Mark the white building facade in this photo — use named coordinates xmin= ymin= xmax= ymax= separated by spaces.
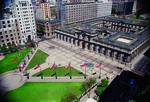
xmin=97 ymin=1 xmax=112 ymax=18
xmin=65 ymin=3 xmax=97 ymax=24
xmin=12 ymin=0 xmax=37 ymax=44
xmin=60 ymin=0 xmax=112 ymax=26
xmin=0 ymin=18 xmax=22 ymax=47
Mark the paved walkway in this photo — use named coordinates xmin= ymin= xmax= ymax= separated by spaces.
xmin=28 ymin=38 xmax=129 ymax=80
xmin=0 ymin=71 xmax=27 ymax=96
xmin=0 ymin=55 xmax=5 ymax=61
xmin=0 ymin=38 xmax=133 ymax=101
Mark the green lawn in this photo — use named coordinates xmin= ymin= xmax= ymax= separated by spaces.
xmin=129 ymin=17 xmax=150 ymax=21
xmin=0 ymin=48 xmax=31 ymax=74
xmin=32 ymin=66 xmax=85 ymax=77
xmin=1 ymin=82 xmax=83 ymax=102
xmin=26 ymin=49 xmax=49 ymax=70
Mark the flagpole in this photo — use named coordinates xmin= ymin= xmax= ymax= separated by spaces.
xmin=99 ymin=66 xmax=101 ymax=79
xmin=16 ymin=55 xmax=19 ymax=66
xmin=70 ymin=61 xmax=72 ymax=79
xmin=22 ymin=51 xmax=25 ymax=63
xmin=39 ymin=62 xmax=43 ymax=79
xmin=55 ymin=62 xmax=57 ymax=79
xmin=84 ymin=61 xmax=86 ymax=79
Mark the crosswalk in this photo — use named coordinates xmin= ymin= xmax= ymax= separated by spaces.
xmin=130 ymin=69 xmax=145 ymax=77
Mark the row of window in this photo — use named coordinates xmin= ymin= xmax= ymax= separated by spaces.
xmin=0 ymin=29 xmax=19 ymax=35
xmin=16 ymin=4 xmax=32 ymax=7
xmin=1 ymin=24 xmax=18 ymax=28
xmin=1 ymin=19 xmax=17 ymax=24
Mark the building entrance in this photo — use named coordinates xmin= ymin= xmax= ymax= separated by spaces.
xmin=82 ymin=42 xmax=85 ymax=49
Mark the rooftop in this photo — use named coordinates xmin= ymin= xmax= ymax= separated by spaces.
xmin=37 ymin=19 xmax=61 ymax=24
xmin=56 ymin=17 xmax=150 ymax=51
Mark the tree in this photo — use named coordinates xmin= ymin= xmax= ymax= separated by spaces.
xmin=66 ymin=23 xmax=69 ymax=26
xmin=95 ymin=79 xmax=109 ymax=96
xmin=80 ymin=77 xmax=96 ymax=93
xmin=7 ymin=44 xmax=17 ymax=53
xmin=95 ymin=86 xmax=107 ymax=96
xmin=111 ymin=7 xmax=117 ymax=14
xmin=117 ymin=11 xmax=121 ymax=15
xmin=61 ymin=90 xmax=78 ymax=102
xmin=137 ymin=68 xmax=150 ymax=102
xmin=37 ymin=25 xmax=44 ymax=35
xmin=135 ymin=9 xmax=145 ymax=18
xmin=80 ymin=82 xmax=88 ymax=93
xmin=26 ymin=38 xmax=35 ymax=47
xmin=0 ymin=45 xmax=7 ymax=54
xmin=100 ymin=79 xmax=109 ymax=87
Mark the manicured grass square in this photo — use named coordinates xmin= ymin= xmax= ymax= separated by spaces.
xmin=1 ymin=82 xmax=83 ymax=102
xmin=26 ymin=49 xmax=49 ymax=70
xmin=0 ymin=48 xmax=31 ymax=74
xmin=32 ymin=66 xmax=85 ymax=77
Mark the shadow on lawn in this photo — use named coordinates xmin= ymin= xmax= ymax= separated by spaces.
xmin=51 ymin=73 xmax=56 ymax=77
xmin=65 ymin=73 xmax=69 ymax=76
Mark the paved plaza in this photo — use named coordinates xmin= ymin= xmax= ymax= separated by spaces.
xmin=27 ymin=38 xmax=130 ymax=81
xmin=0 ymin=37 xmax=146 ymax=101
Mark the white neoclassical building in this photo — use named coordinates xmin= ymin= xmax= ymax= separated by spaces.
xmin=54 ymin=17 xmax=150 ymax=64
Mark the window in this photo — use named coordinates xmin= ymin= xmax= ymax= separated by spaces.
xmin=8 ymin=25 xmax=11 ymax=27
xmin=6 ymin=35 xmax=8 ymax=37
xmin=3 ymin=25 xmax=6 ymax=28
xmin=5 ymin=31 xmax=7 ymax=34
xmin=2 ymin=40 xmax=4 ymax=42
xmin=1 ymin=36 xmax=3 ymax=38
xmin=7 ymin=39 xmax=9 ymax=41
xmin=11 ymin=38 xmax=14 ymax=40
xmin=2 ymin=21 xmax=5 ymax=24
xmin=0 ymin=32 xmax=2 ymax=35
xmin=10 ymin=34 xmax=13 ymax=36
xmin=7 ymin=21 xmax=10 ymax=23
xmin=10 ymin=30 xmax=12 ymax=33
xmin=17 ymin=8 xmax=19 ymax=10
xmin=16 ymin=5 xmax=18 ymax=7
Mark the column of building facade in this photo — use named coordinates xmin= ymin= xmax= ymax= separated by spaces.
xmin=55 ymin=33 xmax=58 ymax=40
xmin=95 ymin=45 xmax=99 ymax=54
xmin=89 ymin=44 xmax=94 ymax=52
xmin=64 ymin=36 xmax=66 ymax=42
xmin=75 ymin=39 xmax=78 ymax=46
xmin=71 ymin=38 xmax=74 ymax=45
xmin=61 ymin=34 xmax=63 ymax=40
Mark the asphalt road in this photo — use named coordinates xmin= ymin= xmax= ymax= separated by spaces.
xmin=133 ymin=55 xmax=150 ymax=73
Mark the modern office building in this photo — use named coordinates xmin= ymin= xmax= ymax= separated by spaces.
xmin=11 ymin=0 xmax=37 ymax=44
xmin=97 ymin=1 xmax=112 ymax=18
xmin=112 ymin=0 xmax=134 ymax=15
xmin=54 ymin=17 xmax=150 ymax=64
xmin=39 ymin=2 xmax=51 ymax=20
xmin=0 ymin=18 xmax=22 ymax=47
xmin=59 ymin=0 xmax=112 ymax=27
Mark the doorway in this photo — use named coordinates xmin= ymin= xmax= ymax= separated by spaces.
xmin=82 ymin=42 xmax=85 ymax=49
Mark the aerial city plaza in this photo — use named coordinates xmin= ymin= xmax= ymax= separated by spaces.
xmin=0 ymin=0 xmax=150 ymax=102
